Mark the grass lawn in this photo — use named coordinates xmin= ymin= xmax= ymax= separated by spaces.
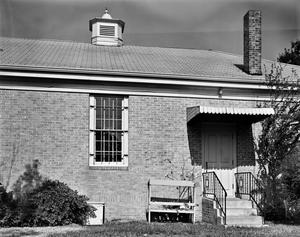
xmin=1 ymin=222 xmax=300 ymax=237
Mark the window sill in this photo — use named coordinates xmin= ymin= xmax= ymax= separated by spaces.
xmin=89 ymin=165 xmax=128 ymax=171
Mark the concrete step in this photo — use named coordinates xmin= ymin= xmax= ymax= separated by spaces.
xmin=226 ymin=208 xmax=257 ymax=216
xmin=226 ymin=199 xmax=253 ymax=208
xmin=226 ymin=215 xmax=263 ymax=227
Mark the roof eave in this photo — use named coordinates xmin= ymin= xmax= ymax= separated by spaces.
xmin=0 ymin=64 xmax=266 ymax=85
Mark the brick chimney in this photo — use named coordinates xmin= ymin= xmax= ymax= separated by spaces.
xmin=243 ymin=10 xmax=262 ymax=75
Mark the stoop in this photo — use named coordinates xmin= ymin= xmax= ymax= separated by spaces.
xmin=226 ymin=198 xmax=264 ymax=227
xmin=202 ymin=197 xmax=264 ymax=227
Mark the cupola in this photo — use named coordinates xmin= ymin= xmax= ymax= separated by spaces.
xmin=89 ymin=9 xmax=125 ymax=46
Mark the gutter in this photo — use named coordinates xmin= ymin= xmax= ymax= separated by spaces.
xmin=0 ymin=65 xmax=267 ymax=87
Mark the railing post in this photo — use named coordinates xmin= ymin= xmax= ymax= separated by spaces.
xmin=202 ymin=173 xmax=205 ymax=196
xmin=224 ymin=192 xmax=227 ymax=225
xmin=248 ymin=173 xmax=251 ymax=200
xmin=213 ymin=175 xmax=215 ymax=196
xmin=235 ymin=174 xmax=238 ymax=197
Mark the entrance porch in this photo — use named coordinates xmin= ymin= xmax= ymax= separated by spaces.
xmin=187 ymin=105 xmax=274 ymax=226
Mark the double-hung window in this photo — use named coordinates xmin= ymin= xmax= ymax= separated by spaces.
xmin=89 ymin=95 xmax=128 ymax=167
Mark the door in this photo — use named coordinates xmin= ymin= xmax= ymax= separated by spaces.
xmin=202 ymin=123 xmax=236 ymax=197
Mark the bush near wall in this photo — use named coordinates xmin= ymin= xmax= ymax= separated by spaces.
xmin=28 ymin=179 xmax=96 ymax=226
xmin=0 ymin=185 xmax=20 ymax=226
xmin=0 ymin=160 xmax=95 ymax=227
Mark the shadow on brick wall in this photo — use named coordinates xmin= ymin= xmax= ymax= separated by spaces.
xmin=237 ymin=123 xmax=256 ymax=167
xmin=187 ymin=123 xmax=202 ymax=166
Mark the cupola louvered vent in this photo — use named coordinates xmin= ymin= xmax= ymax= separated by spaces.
xmin=100 ymin=25 xmax=115 ymax=37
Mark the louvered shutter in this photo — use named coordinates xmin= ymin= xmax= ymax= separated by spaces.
xmin=89 ymin=96 xmax=96 ymax=165
xmin=122 ymin=98 xmax=128 ymax=165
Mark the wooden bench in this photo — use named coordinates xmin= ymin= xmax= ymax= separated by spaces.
xmin=147 ymin=179 xmax=196 ymax=223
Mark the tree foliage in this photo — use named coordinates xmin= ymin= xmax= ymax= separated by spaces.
xmin=163 ymin=156 xmax=201 ymax=182
xmin=13 ymin=159 xmax=43 ymax=201
xmin=256 ymin=64 xmax=300 ymax=222
xmin=278 ymin=40 xmax=300 ymax=65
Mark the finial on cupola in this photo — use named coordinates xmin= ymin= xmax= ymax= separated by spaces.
xmin=102 ymin=9 xmax=112 ymax=19
xmin=89 ymin=9 xmax=125 ymax=46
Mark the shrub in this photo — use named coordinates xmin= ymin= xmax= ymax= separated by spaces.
xmin=1 ymin=160 xmax=95 ymax=227
xmin=0 ymin=185 xmax=9 ymax=220
xmin=0 ymin=185 xmax=20 ymax=227
xmin=26 ymin=179 xmax=96 ymax=226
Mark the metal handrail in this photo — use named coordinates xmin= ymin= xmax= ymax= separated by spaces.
xmin=202 ymin=172 xmax=227 ymax=224
xmin=235 ymin=172 xmax=264 ymax=215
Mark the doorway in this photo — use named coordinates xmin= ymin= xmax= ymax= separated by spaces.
xmin=202 ymin=123 xmax=237 ymax=197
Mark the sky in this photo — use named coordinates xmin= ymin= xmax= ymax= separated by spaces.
xmin=1 ymin=0 xmax=299 ymax=60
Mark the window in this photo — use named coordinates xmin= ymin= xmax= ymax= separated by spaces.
xmin=89 ymin=95 xmax=128 ymax=167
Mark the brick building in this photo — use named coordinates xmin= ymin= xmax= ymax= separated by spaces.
xmin=0 ymin=10 xmax=298 ymax=225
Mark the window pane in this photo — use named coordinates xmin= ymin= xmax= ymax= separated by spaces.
xmin=117 ymin=142 xmax=121 ymax=151
xmin=116 ymin=152 xmax=122 ymax=162
xmin=96 ymin=142 xmax=101 ymax=151
xmin=103 ymin=97 xmax=109 ymax=107
xmin=96 ymin=119 xmax=101 ymax=129
xmin=96 ymin=108 xmax=101 ymax=118
xmin=116 ymin=110 xmax=122 ymax=119
xmin=104 ymin=108 xmax=109 ymax=119
xmin=116 ymin=119 xmax=122 ymax=129
xmin=116 ymin=132 xmax=121 ymax=141
xmin=116 ymin=98 xmax=122 ymax=106
xmin=95 ymin=152 xmax=102 ymax=162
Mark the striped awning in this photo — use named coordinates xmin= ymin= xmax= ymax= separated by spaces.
xmin=187 ymin=106 xmax=274 ymax=123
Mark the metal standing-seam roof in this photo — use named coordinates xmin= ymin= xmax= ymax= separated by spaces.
xmin=0 ymin=36 xmax=264 ymax=81
xmin=0 ymin=37 xmax=299 ymax=82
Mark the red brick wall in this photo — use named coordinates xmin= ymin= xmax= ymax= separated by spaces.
xmin=237 ymin=123 xmax=256 ymax=169
xmin=202 ymin=198 xmax=218 ymax=224
xmin=0 ymin=90 xmax=258 ymax=221
xmin=0 ymin=90 xmax=89 ymax=191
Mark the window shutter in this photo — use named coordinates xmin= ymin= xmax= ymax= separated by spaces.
xmin=122 ymin=98 xmax=128 ymax=165
xmin=122 ymin=98 xmax=128 ymax=130
xmin=89 ymin=96 xmax=96 ymax=165
xmin=89 ymin=97 xmax=96 ymax=130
